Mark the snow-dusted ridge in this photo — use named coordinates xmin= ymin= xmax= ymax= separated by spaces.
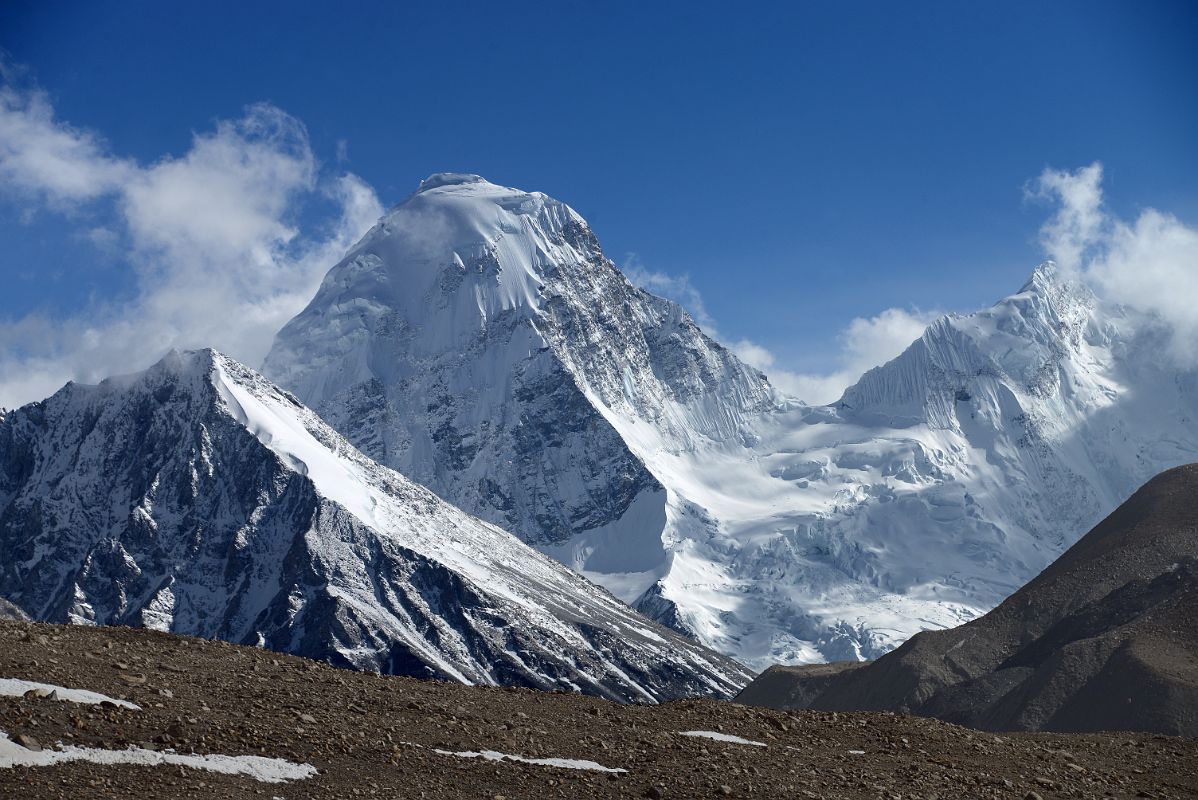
xmin=265 ymin=175 xmax=1198 ymax=671
xmin=0 ymin=349 xmax=750 ymax=701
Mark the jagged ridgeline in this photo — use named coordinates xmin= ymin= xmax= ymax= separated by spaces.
xmin=0 ymin=349 xmax=750 ymax=702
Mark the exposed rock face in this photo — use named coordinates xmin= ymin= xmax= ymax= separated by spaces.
xmin=0 ymin=598 xmax=26 ymax=621
xmin=735 ymin=464 xmax=1198 ymax=735
xmin=0 ymin=349 xmax=750 ymax=702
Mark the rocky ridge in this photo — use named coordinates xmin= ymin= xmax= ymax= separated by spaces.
xmin=0 ymin=349 xmax=749 ymax=702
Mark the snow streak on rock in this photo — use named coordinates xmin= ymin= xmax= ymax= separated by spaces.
xmin=0 ymin=679 xmax=140 ymax=710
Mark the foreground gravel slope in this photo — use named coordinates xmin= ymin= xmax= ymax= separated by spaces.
xmin=1 ymin=620 xmax=1195 ymax=799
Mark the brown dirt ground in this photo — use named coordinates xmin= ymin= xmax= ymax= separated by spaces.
xmin=0 ymin=621 xmax=1195 ymax=799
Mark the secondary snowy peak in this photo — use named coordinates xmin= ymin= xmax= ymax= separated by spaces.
xmin=0 ymin=349 xmax=750 ymax=702
xmin=839 ymin=262 xmax=1096 ymax=427
xmin=264 ymin=175 xmax=773 ymax=575
xmin=668 ymin=261 xmax=1198 ymax=667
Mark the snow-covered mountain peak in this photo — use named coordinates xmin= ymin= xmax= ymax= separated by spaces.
xmin=264 ymin=172 xmax=1198 ymax=673
xmin=1018 ymin=259 xmax=1063 ymax=293
xmin=276 ymin=172 xmax=589 ymax=369
xmin=837 ymin=260 xmax=1099 ymax=427
xmin=265 ymin=176 xmax=772 ymax=560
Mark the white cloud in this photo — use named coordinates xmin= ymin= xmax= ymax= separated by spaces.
xmin=1033 ymin=162 xmax=1198 ymax=363
xmin=0 ymin=83 xmax=133 ymax=203
xmin=623 ymin=255 xmax=937 ymax=405
xmin=623 ymin=256 xmax=717 ymax=328
xmin=0 ymin=80 xmax=383 ymax=409
xmin=734 ymin=308 xmax=939 ymax=405
xmin=122 ymin=104 xmax=316 ymax=266
xmin=1030 ymin=162 xmax=1106 ymax=274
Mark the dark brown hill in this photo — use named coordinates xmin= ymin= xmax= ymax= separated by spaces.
xmin=737 ymin=464 xmax=1198 ymax=735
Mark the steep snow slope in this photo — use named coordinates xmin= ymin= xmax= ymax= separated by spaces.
xmin=0 ymin=350 xmax=750 ymax=701
xmin=264 ymin=174 xmax=1198 ymax=671
xmin=264 ymin=174 xmax=773 ymax=601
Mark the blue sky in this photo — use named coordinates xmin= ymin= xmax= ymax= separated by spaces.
xmin=1 ymin=1 xmax=1196 ymax=406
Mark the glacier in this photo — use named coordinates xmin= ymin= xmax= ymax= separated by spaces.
xmin=0 ymin=349 xmax=750 ymax=700
xmin=264 ymin=174 xmax=1198 ymax=671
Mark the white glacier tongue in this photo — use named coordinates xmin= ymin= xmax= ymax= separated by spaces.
xmin=0 ymin=349 xmax=751 ymax=701
xmin=264 ymin=174 xmax=1198 ymax=672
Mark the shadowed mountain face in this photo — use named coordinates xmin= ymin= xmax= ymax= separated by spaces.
xmin=736 ymin=464 xmax=1198 ymax=735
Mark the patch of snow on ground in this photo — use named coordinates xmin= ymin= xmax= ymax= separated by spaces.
xmin=0 ymin=731 xmax=316 ymax=783
xmin=680 ymin=731 xmax=767 ymax=747
xmin=433 ymin=748 xmax=626 ymax=773
xmin=0 ymin=678 xmax=140 ymax=710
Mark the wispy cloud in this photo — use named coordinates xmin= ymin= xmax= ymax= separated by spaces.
xmin=1032 ymin=161 xmax=1198 ymax=363
xmin=0 ymin=73 xmax=383 ymax=408
xmin=623 ymin=256 xmax=717 ymax=328
xmin=623 ymin=254 xmax=937 ymax=405
xmin=630 ymin=163 xmax=1198 ymax=403
xmin=0 ymin=77 xmax=133 ymax=204
xmin=736 ymin=308 xmax=939 ymax=404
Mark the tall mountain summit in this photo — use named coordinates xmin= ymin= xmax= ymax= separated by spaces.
xmin=264 ymin=174 xmax=775 ymax=600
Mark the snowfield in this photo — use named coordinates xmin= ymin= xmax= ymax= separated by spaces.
xmin=432 ymin=748 xmax=627 ymax=773
xmin=680 ymin=731 xmax=767 ymax=747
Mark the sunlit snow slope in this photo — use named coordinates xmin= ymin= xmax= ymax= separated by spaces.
xmin=0 ymin=350 xmax=750 ymax=701
xmin=265 ymin=175 xmax=1198 ymax=670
